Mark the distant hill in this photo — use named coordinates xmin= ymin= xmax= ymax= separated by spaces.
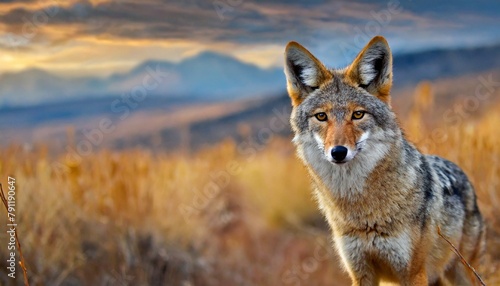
xmin=0 ymin=52 xmax=284 ymax=107
xmin=0 ymin=44 xmax=499 ymax=107
xmin=393 ymin=44 xmax=500 ymax=86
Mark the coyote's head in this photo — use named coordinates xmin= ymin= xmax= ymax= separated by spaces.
xmin=284 ymin=36 xmax=400 ymax=165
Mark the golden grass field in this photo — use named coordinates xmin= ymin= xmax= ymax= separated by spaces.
xmin=1 ymin=80 xmax=500 ymax=285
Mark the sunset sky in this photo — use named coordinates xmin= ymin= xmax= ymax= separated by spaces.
xmin=0 ymin=0 xmax=499 ymax=77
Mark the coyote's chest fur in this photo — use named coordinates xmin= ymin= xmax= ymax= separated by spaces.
xmin=299 ymin=134 xmax=417 ymax=273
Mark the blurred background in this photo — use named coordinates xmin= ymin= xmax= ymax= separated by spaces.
xmin=0 ymin=0 xmax=499 ymax=285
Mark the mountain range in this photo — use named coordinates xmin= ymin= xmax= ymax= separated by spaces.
xmin=0 ymin=52 xmax=284 ymax=107
xmin=0 ymin=44 xmax=499 ymax=107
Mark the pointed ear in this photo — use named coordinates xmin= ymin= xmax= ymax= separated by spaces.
xmin=347 ymin=36 xmax=392 ymax=106
xmin=284 ymin=42 xmax=331 ymax=106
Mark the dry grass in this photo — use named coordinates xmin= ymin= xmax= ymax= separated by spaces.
xmin=0 ymin=80 xmax=499 ymax=285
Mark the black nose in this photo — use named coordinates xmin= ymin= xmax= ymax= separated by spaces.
xmin=331 ymin=146 xmax=348 ymax=162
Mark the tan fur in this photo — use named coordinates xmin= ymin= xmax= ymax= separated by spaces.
xmin=319 ymin=104 xmax=364 ymax=151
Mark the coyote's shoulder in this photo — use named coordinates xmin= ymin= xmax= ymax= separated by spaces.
xmin=284 ymin=35 xmax=485 ymax=285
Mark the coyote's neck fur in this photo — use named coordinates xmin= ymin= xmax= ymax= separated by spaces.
xmin=296 ymin=128 xmax=420 ymax=233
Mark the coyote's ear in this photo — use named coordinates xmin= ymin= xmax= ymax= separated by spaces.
xmin=347 ymin=36 xmax=392 ymax=106
xmin=284 ymin=42 xmax=331 ymax=106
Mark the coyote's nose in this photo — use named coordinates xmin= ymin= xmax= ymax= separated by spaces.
xmin=331 ymin=146 xmax=348 ymax=162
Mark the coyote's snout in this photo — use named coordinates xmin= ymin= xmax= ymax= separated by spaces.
xmin=284 ymin=36 xmax=485 ymax=285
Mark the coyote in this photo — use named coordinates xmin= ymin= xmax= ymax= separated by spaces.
xmin=284 ymin=36 xmax=485 ymax=285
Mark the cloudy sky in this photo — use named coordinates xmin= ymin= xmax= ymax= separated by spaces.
xmin=0 ymin=0 xmax=498 ymax=76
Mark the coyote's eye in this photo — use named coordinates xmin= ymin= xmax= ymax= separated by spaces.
xmin=315 ymin=112 xmax=328 ymax=121
xmin=352 ymin=111 xmax=365 ymax=120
